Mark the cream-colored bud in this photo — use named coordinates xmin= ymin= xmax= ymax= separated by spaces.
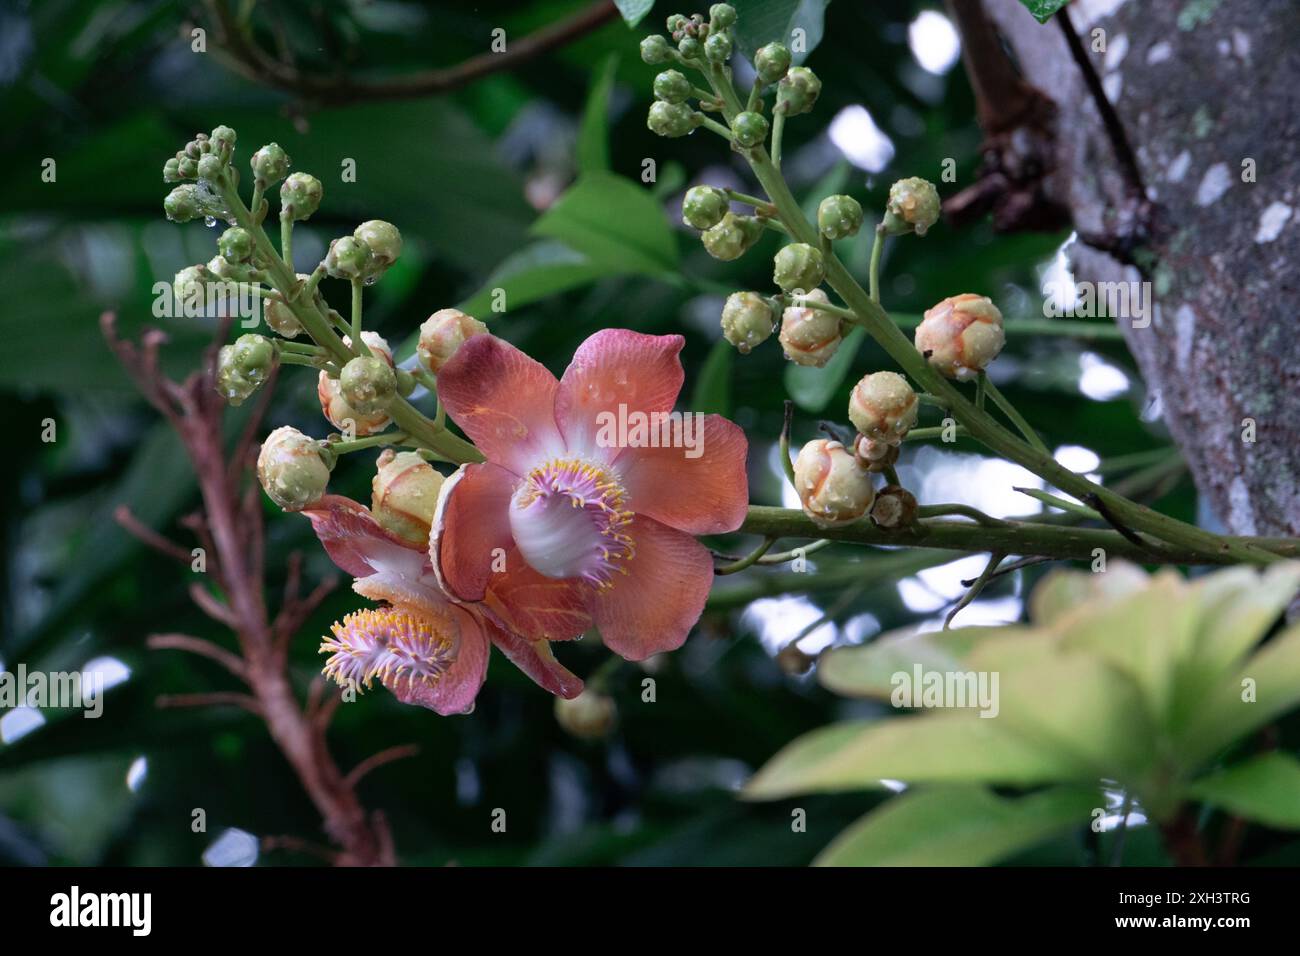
xmin=257 ymin=426 xmax=330 ymax=511
xmin=554 ymin=690 xmax=617 ymax=740
xmin=848 ymin=371 xmax=917 ymax=444
xmin=914 ymin=293 xmax=1005 ymax=381
xmin=792 ymin=438 xmax=875 ymax=528
xmin=371 ymin=449 xmax=444 ymax=546
xmin=318 ymin=332 xmax=394 ymax=435
xmin=779 ymin=289 xmax=841 ymax=367
xmin=417 ymin=309 xmax=487 ymax=374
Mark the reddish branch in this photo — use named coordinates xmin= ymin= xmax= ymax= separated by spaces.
xmin=102 ymin=311 xmax=414 ymax=867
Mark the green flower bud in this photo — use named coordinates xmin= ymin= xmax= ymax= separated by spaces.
xmin=210 ymin=125 xmax=237 ymax=151
xmin=216 ymin=333 xmax=274 ymax=406
xmin=173 ymin=264 xmax=211 ymax=303
xmin=250 ymin=142 xmax=290 ymax=186
xmin=773 ymin=242 xmax=825 ymax=293
xmin=884 ymin=176 xmax=942 ymax=237
xmin=353 ymin=220 xmax=402 ymax=276
xmin=318 ymin=333 xmax=394 ymax=435
xmin=217 ymin=226 xmax=254 ymax=264
xmin=164 ymin=184 xmax=203 ymax=223
xmin=257 ymin=426 xmax=331 ymax=512
xmin=678 ymin=36 xmax=702 ymax=59
xmin=817 ymin=194 xmax=864 ymax=240
xmin=754 ymin=42 xmax=792 ymax=84
xmin=702 ymin=212 xmax=762 ymax=261
xmin=184 ymin=140 xmax=202 ymax=160
xmin=653 ymin=69 xmax=691 ymax=104
xmin=324 ymin=236 xmax=372 ymax=280
xmin=163 ymin=157 xmax=181 ymax=183
xmin=681 ymin=185 xmax=729 ymax=230
xmin=721 ymin=291 xmax=774 ymax=354
xmin=776 ymin=66 xmax=821 ymax=115
xmin=264 ymin=294 xmax=303 ymax=338
xmin=339 ymin=355 xmax=397 ymax=416
xmin=280 ymin=172 xmax=323 ymax=221
xmin=640 ymin=34 xmax=671 ymax=64
xmin=196 ymin=153 xmax=224 ymax=182
xmin=177 ymin=156 xmax=199 ymax=179
xmin=666 ymin=14 xmax=687 ymax=34
xmin=704 ymin=32 xmax=732 ymax=63
xmin=732 ymin=110 xmax=769 ymax=148
xmin=709 ymin=3 xmax=737 ymax=29
xmin=647 ymin=100 xmax=700 ymax=138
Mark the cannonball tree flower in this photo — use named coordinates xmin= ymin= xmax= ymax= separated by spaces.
xmin=318 ymin=331 xmax=393 ymax=435
xmin=305 ymin=496 xmax=583 ymax=714
xmin=431 ymin=330 xmax=750 ymax=660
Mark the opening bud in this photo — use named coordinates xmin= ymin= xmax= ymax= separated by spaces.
xmin=818 ymin=194 xmax=864 ymax=240
xmin=848 ymin=371 xmax=917 ymax=444
xmin=721 ymin=292 xmax=775 ymax=354
xmin=319 ymin=332 xmax=394 ymax=435
xmin=793 ymin=438 xmax=875 ymax=528
xmin=257 ymin=426 xmax=331 ymax=512
xmin=371 ymin=448 xmax=444 ymax=546
xmin=417 ymin=308 xmax=488 ymax=374
xmin=773 ymin=242 xmax=825 ymax=292
xmin=779 ymin=289 xmax=840 ymax=366
xmin=702 ymin=211 xmax=762 ymax=261
xmin=915 ymin=293 xmax=1005 ymax=380
xmin=775 ymin=66 xmax=821 ymax=115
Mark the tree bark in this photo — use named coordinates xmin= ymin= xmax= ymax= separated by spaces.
xmin=967 ymin=0 xmax=1300 ymax=537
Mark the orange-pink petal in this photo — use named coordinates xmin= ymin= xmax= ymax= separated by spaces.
xmin=431 ymin=462 xmax=517 ymax=603
xmin=617 ymin=414 xmax=750 ymax=534
xmin=554 ymin=329 xmax=685 ymax=459
xmin=436 ymin=334 xmax=563 ymax=475
xmin=483 ymin=545 xmax=593 ymax=642
xmin=585 ymin=515 xmax=713 ymax=660
xmin=485 ymin=624 xmax=584 ymax=700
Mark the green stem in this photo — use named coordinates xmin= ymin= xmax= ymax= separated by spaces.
xmin=916 ymin=503 xmax=1007 ymax=528
xmin=868 ymin=225 xmax=885 ymax=304
xmin=771 ymin=109 xmax=785 ymax=171
xmin=350 ymin=279 xmax=369 ymax=354
xmin=716 ymin=536 xmax=777 ymax=575
xmin=697 ymin=114 xmax=734 ymax=141
xmin=981 ymin=372 xmax=1047 ymax=454
xmin=328 ymin=431 xmax=409 ymax=455
xmin=1013 ymin=486 xmax=1103 ymax=521
xmin=280 ymin=215 xmax=293 ymax=270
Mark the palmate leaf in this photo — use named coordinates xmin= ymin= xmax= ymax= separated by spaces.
xmin=1185 ymin=753 xmax=1300 ymax=830
xmin=815 ymin=785 xmax=1098 ymax=866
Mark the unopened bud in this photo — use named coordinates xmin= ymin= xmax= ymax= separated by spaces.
xmin=640 ymin=35 xmax=671 ymax=64
xmin=340 ymin=355 xmax=397 ymax=416
xmin=163 ymin=184 xmax=202 ymax=223
xmin=682 ymin=185 xmax=730 ymax=230
xmin=654 ymin=69 xmax=691 ymax=104
xmin=678 ymin=36 xmax=703 ymax=59
xmin=754 ymin=42 xmax=792 ymax=84
xmin=554 ymin=690 xmax=617 ymax=740
xmin=280 ymin=172 xmax=322 ymax=221
xmin=773 ymin=242 xmax=825 ymax=293
xmin=779 ymin=289 xmax=840 ymax=367
xmin=702 ymin=212 xmax=762 ymax=261
xmin=371 ymin=449 xmax=444 ymax=546
xmin=709 ymin=3 xmax=737 ymax=29
xmin=163 ymin=157 xmax=182 ymax=183
xmin=216 ymin=333 xmax=274 ymax=406
xmin=196 ymin=153 xmax=224 ymax=182
xmin=257 ymin=426 xmax=331 ymax=512
xmin=915 ymin=293 xmax=1005 ymax=380
xmin=884 ymin=176 xmax=941 ymax=237
xmin=793 ymin=438 xmax=875 ymax=528
xmin=217 ymin=226 xmax=254 ymax=264
xmin=853 ymin=433 xmax=900 ymax=473
xmin=648 ymin=100 xmax=700 ymax=138
xmin=324 ymin=235 xmax=372 ymax=280
xmin=318 ymin=332 xmax=394 ymax=435
xmin=704 ymin=31 xmax=733 ymax=63
xmin=353 ymin=220 xmax=402 ymax=277
xmin=264 ymin=294 xmax=303 ymax=338
xmin=173 ymin=264 xmax=211 ymax=301
xmin=250 ymin=143 xmax=290 ymax=186
xmin=417 ymin=308 xmax=488 ymax=374
xmin=848 ymin=371 xmax=917 ymax=444
xmin=776 ymin=66 xmax=821 ymax=115
xmin=210 ymin=125 xmax=237 ymax=151
xmin=870 ymin=484 xmax=918 ymax=528
xmin=818 ymin=194 xmax=864 ymax=240
xmin=721 ymin=292 xmax=774 ymax=354
xmin=732 ymin=110 xmax=769 ymax=148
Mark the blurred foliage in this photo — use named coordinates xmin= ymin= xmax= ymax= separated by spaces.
xmin=2 ymin=0 xmax=1291 ymax=868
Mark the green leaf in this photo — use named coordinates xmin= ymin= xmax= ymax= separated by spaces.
xmin=733 ymin=0 xmax=830 ymax=64
xmin=815 ymin=786 xmax=1098 ymax=866
xmin=614 ymin=0 xmax=656 ymax=27
xmin=691 ymin=338 xmax=734 ymax=418
xmin=1186 ymin=753 xmax=1300 ymax=830
xmin=1018 ymin=0 xmax=1071 ymax=24
xmin=783 ymin=325 xmax=864 ymax=413
xmin=818 ymin=626 xmax=1018 ymax=699
xmin=532 ymin=172 xmax=678 ymax=275
xmin=455 ymin=240 xmax=616 ymax=319
xmin=578 ymin=54 xmax=619 ymax=174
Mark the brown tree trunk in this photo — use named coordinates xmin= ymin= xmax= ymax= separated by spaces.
xmin=960 ymin=0 xmax=1300 ymax=537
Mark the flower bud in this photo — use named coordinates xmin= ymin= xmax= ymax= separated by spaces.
xmin=884 ymin=176 xmax=941 ymax=237
xmin=848 ymin=371 xmax=918 ymax=444
xmin=324 ymin=235 xmax=372 ymax=280
xmin=870 ymin=484 xmax=918 ymax=528
xmin=818 ymin=194 xmax=864 ymax=240
xmin=776 ymin=66 xmax=821 ymax=115
xmin=915 ymin=293 xmax=1005 ymax=381
xmin=704 ymin=32 xmax=732 ymax=63
xmin=184 ymin=140 xmax=202 ymax=160
xmin=773 ymin=242 xmax=825 ymax=293
xmin=163 ymin=157 xmax=182 ymax=183
xmin=721 ymin=292 xmax=774 ymax=354
xmin=177 ymin=155 xmax=198 ymax=179
xmin=196 ymin=153 xmax=224 ymax=182
xmin=754 ymin=42 xmax=792 ymax=84
xmin=647 ymin=100 xmax=700 ymax=138
xmin=340 ymin=355 xmax=397 ymax=416
xmin=793 ymin=439 xmax=875 ymax=528
xmin=654 ymin=69 xmax=691 ymax=104
xmin=666 ymin=14 xmax=687 ymax=34
xmin=641 ymin=35 xmax=671 ymax=64
xmin=250 ymin=143 xmax=290 ymax=186
xmin=417 ymin=308 xmax=488 ymax=374
xmin=257 ymin=426 xmax=331 ymax=512
xmin=709 ymin=3 xmax=737 ymax=29
xmin=280 ymin=172 xmax=322 ymax=221
xmin=353 ymin=220 xmax=402 ymax=276
xmin=678 ymin=36 xmax=702 ymax=59
xmin=682 ymin=184 xmax=729 ymax=230
xmin=319 ymin=332 xmax=394 ymax=435
xmin=371 ymin=448 xmax=444 ymax=546
xmin=163 ymin=185 xmax=202 ymax=223
xmin=210 ymin=125 xmax=237 ymax=151
xmin=702 ymin=212 xmax=762 ymax=261
xmin=217 ymin=226 xmax=254 ymax=264
xmin=853 ymin=433 xmax=900 ymax=473
xmin=779 ymin=289 xmax=840 ymax=366
xmin=173 ymin=264 xmax=211 ymax=303
xmin=732 ymin=110 xmax=769 ymax=148
xmin=216 ymin=333 xmax=275 ymax=406
xmin=554 ymin=690 xmax=617 ymax=740
xmin=264 ymin=294 xmax=303 ymax=338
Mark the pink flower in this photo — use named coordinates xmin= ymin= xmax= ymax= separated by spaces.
xmin=431 ymin=329 xmax=750 ymax=660
xmin=303 ymin=495 xmax=582 ymax=714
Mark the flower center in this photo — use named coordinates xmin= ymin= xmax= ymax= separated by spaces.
xmin=320 ymin=607 xmax=457 ymax=694
xmin=509 ymin=457 xmax=634 ymax=589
